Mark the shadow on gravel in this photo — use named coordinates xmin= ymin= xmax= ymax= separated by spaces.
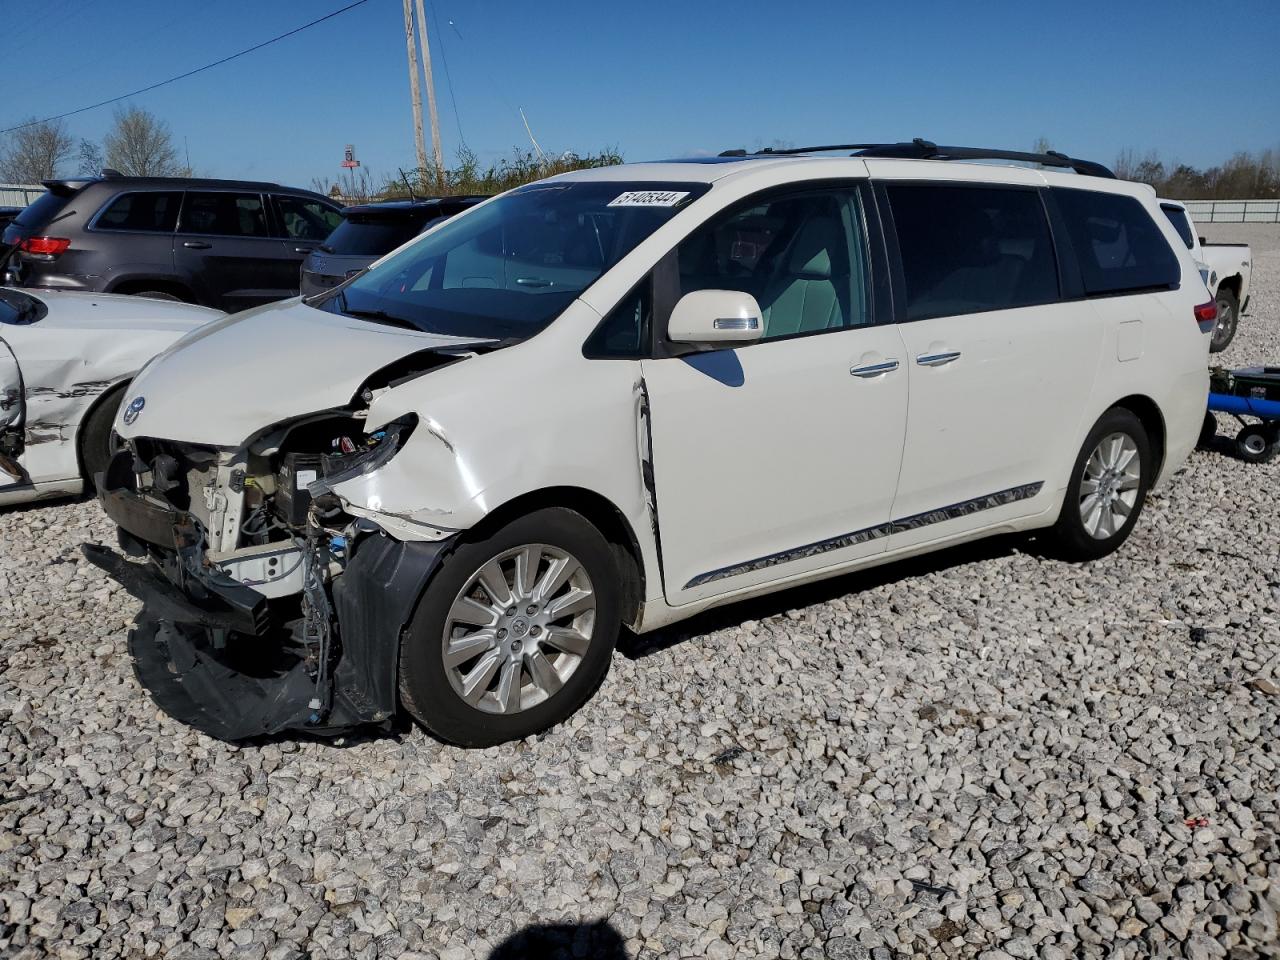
xmin=488 ymin=920 xmax=628 ymax=959
xmin=620 ymin=531 xmax=1033 ymax=660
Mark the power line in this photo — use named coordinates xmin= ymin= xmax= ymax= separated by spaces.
xmin=428 ymin=2 xmax=466 ymax=147
xmin=0 ymin=0 xmax=372 ymax=135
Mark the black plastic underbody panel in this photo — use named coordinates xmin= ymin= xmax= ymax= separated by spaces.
xmin=83 ymin=530 xmax=454 ymax=741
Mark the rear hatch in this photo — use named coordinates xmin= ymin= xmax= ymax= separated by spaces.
xmin=0 ymin=180 xmax=91 ymax=279
xmin=302 ymin=206 xmax=434 ymax=292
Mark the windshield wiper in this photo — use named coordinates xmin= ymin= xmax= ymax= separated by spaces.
xmin=337 ymin=293 xmax=420 ymax=330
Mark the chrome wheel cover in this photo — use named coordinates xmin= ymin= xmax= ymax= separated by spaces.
xmin=442 ymin=544 xmax=595 ymax=715
xmin=1079 ymin=432 xmax=1141 ymax=540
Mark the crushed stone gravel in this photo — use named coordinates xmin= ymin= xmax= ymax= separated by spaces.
xmin=1 ymin=225 xmax=1278 ymax=960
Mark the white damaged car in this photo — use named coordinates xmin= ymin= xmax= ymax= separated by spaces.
xmin=1 ymin=288 xmax=222 ymax=505
xmin=93 ymin=144 xmax=1212 ymax=746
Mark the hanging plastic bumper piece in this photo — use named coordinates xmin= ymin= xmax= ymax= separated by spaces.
xmin=89 ymin=458 xmax=455 ymax=740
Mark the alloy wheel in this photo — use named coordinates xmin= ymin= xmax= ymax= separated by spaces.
xmin=441 ymin=543 xmax=596 ymax=715
xmin=1079 ymin=431 xmax=1141 ymax=540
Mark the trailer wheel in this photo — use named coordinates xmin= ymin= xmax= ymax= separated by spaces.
xmin=1198 ymin=412 xmax=1217 ymax=449
xmin=1211 ymin=289 xmax=1239 ymax=353
xmin=1235 ymin=425 xmax=1277 ymax=464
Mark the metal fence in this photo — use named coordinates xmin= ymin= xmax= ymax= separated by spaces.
xmin=0 ymin=183 xmax=44 ymax=207
xmin=1181 ymin=199 xmax=1280 ymax=224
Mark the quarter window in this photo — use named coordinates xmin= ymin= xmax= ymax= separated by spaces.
xmin=674 ymin=188 xmax=871 ymax=341
xmin=1160 ymin=203 xmax=1196 ymax=251
xmin=181 ymin=192 xmax=269 ymax=238
xmin=95 ymin=191 xmax=181 ymax=233
xmin=1055 ymin=189 xmax=1180 ymax=295
xmin=886 ymin=184 xmax=1059 ymax=321
xmin=275 ymin=195 xmax=342 ymax=241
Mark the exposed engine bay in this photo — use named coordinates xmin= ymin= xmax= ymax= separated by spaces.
xmin=88 ymin=347 xmax=478 ymax=740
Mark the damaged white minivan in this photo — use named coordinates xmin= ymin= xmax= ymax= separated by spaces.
xmin=93 ymin=142 xmax=1213 ymax=746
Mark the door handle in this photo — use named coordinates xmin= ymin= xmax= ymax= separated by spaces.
xmin=515 ymin=277 xmax=551 ymax=288
xmin=916 ymin=351 xmax=961 ymax=367
xmin=182 ymin=240 xmax=211 ymax=249
xmin=294 ymin=246 xmax=315 ymax=254
xmin=849 ymin=359 xmax=900 ymax=378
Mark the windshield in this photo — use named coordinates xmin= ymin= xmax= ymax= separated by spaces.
xmin=0 ymin=288 xmax=45 ymax=325
xmin=322 ymin=181 xmax=708 ymax=339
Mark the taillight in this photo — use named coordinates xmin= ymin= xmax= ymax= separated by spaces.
xmin=1194 ymin=300 xmax=1217 ymax=328
xmin=19 ymin=236 xmax=71 ymax=257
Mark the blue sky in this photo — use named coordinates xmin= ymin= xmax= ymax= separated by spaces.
xmin=3 ymin=0 xmax=1277 ymax=188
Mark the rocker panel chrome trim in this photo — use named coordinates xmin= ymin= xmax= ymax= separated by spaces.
xmin=683 ymin=481 xmax=1044 ymax=589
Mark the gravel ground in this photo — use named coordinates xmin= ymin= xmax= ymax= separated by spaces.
xmin=2 ymin=226 xmax=1279 ymax=960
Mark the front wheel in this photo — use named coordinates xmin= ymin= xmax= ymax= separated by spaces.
xmin=78 ymin=385 xmax=126 ymax=492
xmin=1044 ymin=408 xmax=1151 ymax=562
xmin=1210 ymin=288 xmax=1239 ymax=353
xmin=398 ymin=507 xmax=621 ymax=747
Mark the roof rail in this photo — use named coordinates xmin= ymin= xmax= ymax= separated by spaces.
xmin=718 ymin=138 xmax=1116 ymax=179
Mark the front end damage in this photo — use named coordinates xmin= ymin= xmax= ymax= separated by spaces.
xmin=90 ymin=365 xmax=463 ymax=741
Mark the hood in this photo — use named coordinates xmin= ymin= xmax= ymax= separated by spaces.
xmin=116 ymin=297 xmax=492 ymax=446
xmin=28 ymin=290 xmax=223 ymax=332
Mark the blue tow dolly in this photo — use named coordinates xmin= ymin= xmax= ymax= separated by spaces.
xmin=1202 ymin=366 xmax=1280 ymax=463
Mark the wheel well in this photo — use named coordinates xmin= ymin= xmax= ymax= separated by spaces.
xmin=1113 ymin=394 xmax=1166 ymax=478
xmin=76 ymin=381 xmax=128 ymax=478
xmin=465 ymin=487 xmax=647 ymax=627
xmin=109 ymin=278 xmax=193 ymax=302
xmin=1217 ymin=275 xmax=1242 ymax=299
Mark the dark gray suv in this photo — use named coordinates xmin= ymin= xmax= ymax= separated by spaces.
xmin=0 ymin=173 xmax=342 ymax=312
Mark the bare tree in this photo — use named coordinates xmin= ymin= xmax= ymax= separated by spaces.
xmin=0 ymin=118 xmax=73 ymax=182
xmin=104 ymin=106 xmax=181 ymax=177
xmin=77 ymin=138 xmax=104 ymax=176
xmin=1031 ymin=136 xmax=1053 ymax=154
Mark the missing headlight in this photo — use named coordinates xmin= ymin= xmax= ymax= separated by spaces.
xmin=313 ymin=414 xmax=418 ymax=489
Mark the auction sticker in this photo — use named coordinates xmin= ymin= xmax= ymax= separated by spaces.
xmin=608 ymin=190 xmax=690 ymax=207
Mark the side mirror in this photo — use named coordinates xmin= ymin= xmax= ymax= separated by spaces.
xmin=668 ymin=289 xmax=764 ymax=345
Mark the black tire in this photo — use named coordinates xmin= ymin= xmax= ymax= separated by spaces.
xmin=398 ymin=507 xmax=621 ymax=747
xmin=1198 ymin=411 xmax=1218 ymax=449
xmin=1210 ymin=288 xmax=1239 ymax=353
xmin=1044 ymin=407 xmax=1152 ymax=562
xmin=130 ymin=290 xmax=185 ymax=303
xmin=78 ymin=385 xmax=126 ymax=492
xmin=1236 ymin=425 xmax=1278 ymax=464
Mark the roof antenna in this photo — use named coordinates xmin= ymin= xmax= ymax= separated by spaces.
xmin=398 ymin=167 xmax=418 ymax=200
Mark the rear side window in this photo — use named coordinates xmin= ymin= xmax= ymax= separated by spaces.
xmin=274 ymin=195 xmax=342 ymax=241
xmin=1055 ymin=189 xmax=1180 ymax=296
xmin=886 ymin=183 xmax=1059 ymax=321
xmin=181 ymin=192 xmax=269 ymax=238
xmin=1160 ymin=203 xmax=1195 ymax=250
xmin=324 ymin=214 xmax=429 ymax=256
xmin=95 ymin=191 xmax=181 ymax=233
xmin=13 ymin=191 xmax=71 ymax=228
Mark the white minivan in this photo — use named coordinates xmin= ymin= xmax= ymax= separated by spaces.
xmin=95 ymin=143 xmax=1214 ymax=745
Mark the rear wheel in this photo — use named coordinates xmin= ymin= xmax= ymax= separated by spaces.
xmin=1211 ymin=288 xmax=1239 ymax=353
xmin=398 ymin=507 xmax=621 ymax=747
xmin=129 ymin=289 xmax=185 ymax=303
xmin=1044 ymin=408 xmax=1151 ymax=561
xmin=78 ymin=384 xmax=126 ymax=491
xmin=1198 ymin=411 xmax=1218 ymax=449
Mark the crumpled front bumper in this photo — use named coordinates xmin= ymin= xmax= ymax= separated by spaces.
xmin=92 ymin=451 xmax=455 ymax=741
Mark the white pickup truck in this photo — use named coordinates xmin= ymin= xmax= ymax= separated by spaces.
xmin=1160 ymin=200 xmax=1251 ymax=352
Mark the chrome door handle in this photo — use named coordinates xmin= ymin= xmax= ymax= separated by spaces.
xmin=182 ymin=240 xmax=212 ymax=249
xmin=849 ymin=360 xmax=900 ymax=378
xmin=916 ymin=351 xmax=961 ymax=367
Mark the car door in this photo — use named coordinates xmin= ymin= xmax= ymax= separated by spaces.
xmin=0 ymin=335 xmax=22 ymax=482
xmin=878 ymin=180 xmax=1103 ymax=548
xmin=174 ymin=191 xmax=296 ymax=311
xmin=640 ymin=185 xmax=910 ymax=606
xmin=272 ymin=193 xmax=344 ymax=279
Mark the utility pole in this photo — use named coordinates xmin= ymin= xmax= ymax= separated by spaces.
xmin=400 ymin=0 xmax=427 ymax=180
xmin=413 ymin=0 xmax=446 ymax=188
